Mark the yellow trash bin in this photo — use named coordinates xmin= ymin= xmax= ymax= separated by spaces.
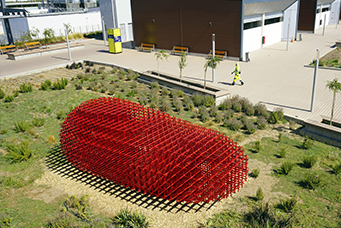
xmin=107 ymin=28 xmax=122 ymax=54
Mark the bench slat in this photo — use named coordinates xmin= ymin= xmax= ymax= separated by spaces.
xmin=171 ymin=46 xmax=189 ymax=55
xmin=139 ymin=43 xmax=155 ymax=52
xmin=208 ymin=50 xmax=228 ymax=60
xmin=0 ymin=45 xmax=18 ymax=54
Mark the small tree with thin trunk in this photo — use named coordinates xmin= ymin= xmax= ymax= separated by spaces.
xmin=326 ymin=78 xmax=341 ymax=125
xmin=155 ymin=49 xmax=169 ymax=76
xmin=178 ymin=52 xmax=187 ymax=82
xmin=203 ymin=56 xmax=221 ymax=89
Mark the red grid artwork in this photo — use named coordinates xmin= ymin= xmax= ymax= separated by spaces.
xmin=60 ymin=97 xmax=248 ymax=204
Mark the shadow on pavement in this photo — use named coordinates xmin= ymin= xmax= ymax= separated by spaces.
xmin=262 ymin=101 xmax=309 ymax=112
xmin=46 ymin=146 xmax=213 ymax=213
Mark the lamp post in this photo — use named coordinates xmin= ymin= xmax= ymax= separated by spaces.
xmin=64 ymin=24 xmax=72 ymax=61
xmin=212 ymin=33 xmax=215 ymax=82
xmin=310 ymin=49 xmax=319 ymax=112
xmin=102 ymin=16 xmax=107 ymax=46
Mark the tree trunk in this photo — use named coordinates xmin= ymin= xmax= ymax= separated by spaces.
xmin=180 ymin=69 xmax=182 ymax=82
xmin=157 ymin=62 xmax=160 ymax=76
xmin=204 ymin=69 xmax=207 ymax=89
xmin=330 ymin=90 xmax=336 ymax=125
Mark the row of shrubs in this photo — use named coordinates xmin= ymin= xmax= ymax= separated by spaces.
xmin=0 ymin=82 xmax=33 ymax=103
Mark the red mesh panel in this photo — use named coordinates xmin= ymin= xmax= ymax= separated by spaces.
xmin=60 ymin=97 xmax=248 ymax=204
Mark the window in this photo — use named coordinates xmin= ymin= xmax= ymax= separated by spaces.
xmin=244 ymin=21 xmax=261 ymax=30
xmin=265 ymin=17 xmax=282 ymax=25
xmin=322 ymin=7 xmax=330 ymax=12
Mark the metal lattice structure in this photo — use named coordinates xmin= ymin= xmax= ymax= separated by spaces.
xmin=60 ymin=97 xmax=248 ymax=204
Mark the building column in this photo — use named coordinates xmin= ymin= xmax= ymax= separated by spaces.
xmin=261 ymin=13 xmax=265 ymax=47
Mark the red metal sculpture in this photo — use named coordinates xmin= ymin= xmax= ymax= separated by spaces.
xmin=60 ymin=97 xmax=248 ymax=204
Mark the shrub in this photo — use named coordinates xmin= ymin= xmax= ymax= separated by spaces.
xmin=0 ymin=88 xmax=5 ymax=99
xmin=244 ymin=104 xmax=255 ymax=116
xmin=256 ymin=116 xmax=267 ymax=129
xmin=250 ymin=168 xmax=260 ymax=178
xmin=127 ymin=72 xmax=138 ymax=81
xmin=332 ymin=163 xmax=341 ymax=175
xmin=52 ymin=78 xmax=68 ymax=90
xmin=192 ymin=112 xmax=198 ymax=119
xmin=232 ymin=101 xmax=242 ymax=112
xmin=223 ymin=118 xmax=243 ymax=131
xmin=214 ymin=115 xmax=223 ymax=124
xmin=32 ymin=117 xmax=45 ymax=127
xmin=200 ymin=112 xmax=210 ymax=123
xmin=224 ymin=109 xmax=234 ymax=120
xmin=256 ymin=187 xmax=264 ymax=201
xmin=244 ymin=203 xmax=296 ymax=228
xmin=14 ymin=121 xmax=30 ymax=133
xmin=40 ymin=80 xmax=50 ymax=90
xmin=75 ymin=84 xmax=83 ymax=90
xmin=127 ymin=89 xmax=138 ymax=97
xmin=5 ymin=141 xmax=32 ymax=163
xmin=254 ymin=141 xmax=262 ymax=153
xmin=209 ymin=105 xmax=218 ymax=117
xmin=112 ymin=208 xmax=150 ymax=228
xmin=160 ymin=101 xmax=171 ymax=112
xmin=0 ymin=129 xmax=8 ymax=135
xmin=149 ymin=102 xmax=157 ymax=109
xmin=185 ymin=101 xmax=194 ymax=111
xmin=302 ymin=156 xmax=317 ymax=168
xmin=118 ymin=69 xmax=127 ymax=77
xmin=277 ymin=161 xmax=294 ymax=175
xmin=3 ymin=95 xmax=14 ymax=103
xmin=219 ymin=98 xmax=232 ymax=110
xmin=192 ymin=93 xmax=204 ymax=107
xmin=47 ymin=135 xmax=56 ymax=145
xmin=269 ymin=108 xmax=284 ymax=124
xmin=138 ymin=96 xmax=148 ymax=106
xmin=278 ymin=148 xmax=287 ymax=158
xmin=161 ymin=87 xmax=169 ymax=96
xmin=302 ymin=136 xmax=313 ymax=149
xmin=13 ymin=90 xmax=19 ymax=97
xmin=302 ymin=172 xmax=322 ymax=190
xmin=280 ymin=197 xmax=298 ymax=213
xmin=245 ymin=121 xmax=257 ymax=134
xmin=150 ymin=81 xmax=160 ymax=90
xmin=19 ymin=82 xmax=33 ymax=93
xmin=203 ymin=95 xmax=215 ymax=107
xmin=278 ymin=133 xmax=283 ymax=143
xmin=254 ymin=102 xmax=269 ymax=118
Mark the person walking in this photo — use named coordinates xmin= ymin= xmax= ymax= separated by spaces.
xmin=231 ymin=62 xmax=244 ymax=86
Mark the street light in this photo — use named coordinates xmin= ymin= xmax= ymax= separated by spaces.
xmin=212 ymin=33 xmax=215 ymax=82
xmin=310 ymin=49 xmax=319 ymax=112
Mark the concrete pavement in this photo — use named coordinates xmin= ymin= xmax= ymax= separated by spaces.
xmin=1 ymin=25 xmax=341 ymax=122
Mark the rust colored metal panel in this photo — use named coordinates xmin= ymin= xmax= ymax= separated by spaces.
xmin=298 ymin=0 xmax=318 ymax=32
xmin=131 ymin=0 xmax=242 ymax=58
xmin=60 ymin=97 xmax=248 ymax=204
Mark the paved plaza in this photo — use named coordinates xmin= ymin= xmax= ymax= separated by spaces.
xmin=1 ymin=25 xmax=341 ymax=122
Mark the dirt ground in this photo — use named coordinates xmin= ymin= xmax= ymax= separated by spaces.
xmin=320 ymin=47 xmax=341 ymax=62
xmin=3 ymin=67 xmax=294 ymax=227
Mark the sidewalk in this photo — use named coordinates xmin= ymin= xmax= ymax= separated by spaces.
xmin=1 ymin=26 xmax=341 ymax=122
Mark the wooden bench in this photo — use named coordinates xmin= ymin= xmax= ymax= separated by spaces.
xmin=24 ymin=41 xmax=42 ymax=51
xmin=171 ymin=46 xmax=188 ymax=55
xmin=138 ymin=43 xmax=155 ymax=52
xmin=208 ymin=50 xmax=228 ymax=60
xmin=0 ymin=45 xmax=18 ymax=55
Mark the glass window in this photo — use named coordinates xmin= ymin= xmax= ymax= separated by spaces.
xmin=244 ymin=21 xmax=261 ymax=30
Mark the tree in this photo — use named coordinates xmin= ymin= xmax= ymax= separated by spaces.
xmin=43 ymin=28 xmax=55 ymax=45
xmin=203 ymin=56 xmax=221 ymax=89
xmin=326 ymin=78 xmax=341 ymax=125
xmin=178 ymin=52 xmax=187 ymax=82
xmin=20 ymin=27 xmax=40 ymax=42
xmin=155 ymin=49 xmax=169 ymax=76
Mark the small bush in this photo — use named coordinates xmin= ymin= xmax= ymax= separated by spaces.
xmin=192 ymin=93 xmax=204 ymax=107
xmin=277 ymin=161 xmax=294 ymax=175
xmin=161 ymin=87 xmax=169 ymax=96
xmin=150 ymin=81 xmax=160 ymax=90
xmin=149 ymin=102 xmax=157 ymax=109
xmin=224 ymin=109 xmax=234 ymax=120
xmin=256 ymin=116 xmax=267 ymax=130
xmin=254 ymin=102 xmax=269 ymax=118
xmin=127 ymin=72 xmax=138 ymax=81
xmin=302 ymin=172 xmax=322 ymax=190
xmin=13 ymin=90 xmax=19 ymax=97
xmin=223 ymin=118 xmax=243 ymax=131
xmin=56 ymin=110 xmax=66 ymax=120
xmin=269 ymin=108 xmax=284 ymax=124
xmin=302 ymin=156 xmax=317 ymax=168
xmin=75 ymin=84 xmax=83 ymax=90
xmin=52 ymin=78 xmax=68 ymax=90
xmin=19 ymin=82 xmax=33 ymax=93
xmin=5 ymin=141 xmax=32 ymax=163
xmin=278 ymin=148 xmax=287 ymax=158
xmin=256 ymin=187 xmax=264 ymax=201
xmin=14 ymin=121 xmax=30 ymax=133
xmin=160 ymin=101 xmax=171 ymax=112
xmin=185 ymin=101 xmax=194 ymax=111
xmin=214 ymin=115 xmax=223 ymax=124
xmin=32 ymin=117 xmax=45 ymax=127
xmin=254 ymin=141 xmax=262 ymax=153
xmin=219 ymin=98 xmax=232 ymax=110
xmin=245 ymin=121 xmax=257 ymax=134
xmin=0 ymin=88 xmax=5 ymax=99
xmin=280 ymin=197 xmax=298 ymax=213
xmin=112 ymin=208 xmax=150 ymax=228
xmin=4 ymin=95 xmax=14 ymax=103
xmin=47 ymin=135 xmax=56 ymax=145
xmin=245 ymin=104 xmax=255 ymax=116
xmin=138 ymin=96 xmax=148 ymax=106
xmin=203 ymin=95 xmax=215 ymax=107
xmin=127 ymin=89 xmax=138 ymax=97
xmin=232 ymin=101 xmax=242 ymax=112
xmin=332 ymin=163 xmax=341 ymax=175
xmin=209 ymin=105 xmax=218 ymax=117
xmin=250 ymin=168 xmax=260 ymax=178
xmin=302 ymin=136 xmax=313 ymax=149
xmin=278 ymin=133 xmax=283 ymax=143
xmin=0 ymin=129 xmax=8 ymax=135
xmin=200 ymin=112 xmax=210 ymax=123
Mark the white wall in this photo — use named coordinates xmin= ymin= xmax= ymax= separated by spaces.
xmin=243 ymin=27 xmax=262 ymax=54
xmin=8 ymin=11 xmax=102 ymax=41
xmin=329 ymin=0 xmax=341 ymax=24
xmin=263 ymin=22 xmax=283 ymax=47
xmin=315 ymin=7 xmax=330 ymax=29
xmin=282 ymin=1 xmax=299 ymax=41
